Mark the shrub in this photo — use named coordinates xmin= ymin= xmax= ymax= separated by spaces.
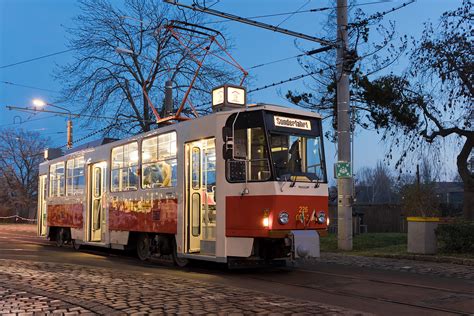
xmin=436 ymin=221 xmax=474 ymax=253
xmin=401 ymin=183 xmax=440 ymax=217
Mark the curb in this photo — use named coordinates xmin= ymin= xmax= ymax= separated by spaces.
xmin=371 ymin=254 xmax=474 ymax=266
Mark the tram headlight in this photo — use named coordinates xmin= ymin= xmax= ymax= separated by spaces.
xmin=278 ymin=211 xmax=289 ymax=225
xmin=263 ymin=209 xmax=270 ymax=228
xmin=263 ymin=217 xmax=270 ymax=227
xmin=317 ymin=212 xmax=326 ymax=224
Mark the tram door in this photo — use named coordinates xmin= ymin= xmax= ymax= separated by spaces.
xmin=38 ymin=175 xmax=47 ymax=236
xmin=186 ymin=139 xmax=216 ymax=255
xmin=87 ymin=162 xmax=106 ymax=242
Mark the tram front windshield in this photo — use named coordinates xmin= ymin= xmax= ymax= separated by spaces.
xmin=270 ymin=133 xmax=325 ymax=182
xmin=225 ymin=110 xmax=327 ymax=183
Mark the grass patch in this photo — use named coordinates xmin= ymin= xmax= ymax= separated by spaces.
xmin=321 ymin=232 xmax=474 ymax=259
xmin=321 ymin=233 xmax=407 ymax=254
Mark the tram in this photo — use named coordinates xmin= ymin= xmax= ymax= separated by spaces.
xmin=37 ymin=85 xmax=329 ymax=267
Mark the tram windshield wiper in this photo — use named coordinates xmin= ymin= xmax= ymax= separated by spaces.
xmin=279 ymin=172 xmax=320 ymax=188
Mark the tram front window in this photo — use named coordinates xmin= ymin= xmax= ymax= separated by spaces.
xmin=270 ymin=134 xmax=326 ymax=182
xmin=225 ymin=111 xmax=272 ymax=182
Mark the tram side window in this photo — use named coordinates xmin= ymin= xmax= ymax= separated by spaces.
xmin=66 ymin=156 xmax=85 ymax=196
xmin=111 ymin=142 xmax=139 ymax=192
xmin=142 ymin=132 xmax=177 ymax=189
xmin=49 ymin=162 xmax=65 ymax=197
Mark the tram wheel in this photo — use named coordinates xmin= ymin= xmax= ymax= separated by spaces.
xmin=137 ymin=233 xmax=151 ymax=261
xmin=72 ymin=239 xmax=81 ymax=250
xmin=172 ymin=238 xmax=188 ymax=268
xmin=55 ymin=228 xmax=66 ymax=247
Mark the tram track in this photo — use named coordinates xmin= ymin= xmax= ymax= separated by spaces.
xmin=2 ymin=230 xmax=473 ymax=315
xmin=234 ymin=271 xmax=473 ymax=316
xmin=293 ymin=267 xmax=474 ymax=295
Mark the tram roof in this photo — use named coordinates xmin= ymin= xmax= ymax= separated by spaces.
xmin=40 ymin=103 xmax=321 ymax=166
xmin=236 ymin=103 xmax=322 ymax=119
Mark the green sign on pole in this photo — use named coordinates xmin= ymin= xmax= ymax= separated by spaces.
xmin=335 ymin=161 xmax=352 ymax=178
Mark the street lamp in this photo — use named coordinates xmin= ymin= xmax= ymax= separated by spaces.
xmin=32 ymin=99 xmax=73 ymax=149
xmin=115 ymin=47 xmax=137 ymax=56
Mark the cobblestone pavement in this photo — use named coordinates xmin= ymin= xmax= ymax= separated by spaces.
xmin=0 ymin=286 xmax=92 ymax=315
xmin=302 ymin=252 xmax=474 ymax=280
xmin=0 ymin=260 xmax=368 ymax=315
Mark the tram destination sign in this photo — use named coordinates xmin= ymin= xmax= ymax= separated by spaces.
xmin=274 ymin=116 xmax=311 ymax=130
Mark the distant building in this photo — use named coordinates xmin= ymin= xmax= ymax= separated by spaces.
xmin=433 ymin=182 xmax=464 ymax=217
xmin=433 ymin=182 xmax=464 ymax=205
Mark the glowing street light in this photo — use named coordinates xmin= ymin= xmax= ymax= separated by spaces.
xmin=32 ymin=99 xmax=73 ymax=149
xmin=32 ymin=99 xmax=47 ymax=107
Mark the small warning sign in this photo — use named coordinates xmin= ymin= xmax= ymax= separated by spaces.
xmin=335 ymin=161 xmax=352 ymax=178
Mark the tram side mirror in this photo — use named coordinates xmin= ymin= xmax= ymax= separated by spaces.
xmin=222 ymin=126 xmax=232 ymax=141
xmin=222 ymin=125 xmax=246 ymax=160
xmin=223 ymin=145 xmax=233 ymax=160
xmin=222 ymin=126 xmax=234 ymax=160
xmin=223 ymin=126 xmax=234 ymax=160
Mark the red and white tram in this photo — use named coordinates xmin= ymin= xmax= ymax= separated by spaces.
xmin=37 ymin=90 xmax=328 ymax=267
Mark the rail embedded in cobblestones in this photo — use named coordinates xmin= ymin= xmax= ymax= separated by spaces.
xmin=301 ymin=252 xmax=474 ymax=280
xmin=372 ymin=253 xmax=474 ymax=266
xmin=0 ymin=259 xmax=368 ymax=315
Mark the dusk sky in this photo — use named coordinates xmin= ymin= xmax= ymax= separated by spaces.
xmin=0 ymin=0 xmax=461 ymax=181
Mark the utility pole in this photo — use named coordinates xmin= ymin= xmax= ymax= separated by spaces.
xmin=336 ymin=0 xmax=353 ymax=250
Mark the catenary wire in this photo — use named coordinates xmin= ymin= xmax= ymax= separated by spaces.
xmin=194 ymin=66 xmax=331 ymax=108
xmin=0 ymin=114 xmax=59 ymax=128
xmin=1 ymin=81 xmax=60 ymax=93
xmin=0 ymin=48 xmax=75 ymax=69
xmin=247 ymin=68 xmax=329 ymax=93
xmin=247 ymin=47 xmax=332 ymax=70
xmin=202 ymin=0 xmax=394 ymax=25
xmin=0 ymin=0 xmax=394 ymax=70
xmin=5 ymin=106 xmax=156 ymax=124
xmin=275 ymin=0 xmax=311 ymax=28
xmin=349 ymin=0 xmax=416 ymax=27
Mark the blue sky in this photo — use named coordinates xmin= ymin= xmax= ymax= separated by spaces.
xmin=0 ymin=0 xmax=461 ymax=181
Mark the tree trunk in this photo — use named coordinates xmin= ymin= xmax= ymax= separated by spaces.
xmin=463 ymin=183 xmax=474 ymax=221
xmin=143 ymin=92 xmax=151 ymax=132
xmin=456 ymin=136 xmax=474 ymax=220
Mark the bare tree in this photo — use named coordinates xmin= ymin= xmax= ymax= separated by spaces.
xmin=419 ymin=155 xmax=441 ymax=184
xmin=0 ymin=129 xmax=49 ymax=219
xmin=285 ymin=2 xmax=473 ymax=219
xmin=403 ymin=1 xmax=473 ymax=219
xmin=285 ymin=4 xmax=408 ymax=140
xmin=356 ymin=161 xmax=394 ymax=204
xmin=373 ymin=2 xmax=472 ymax=219
xmin=56 ymin=0 xmax=236 ymax=135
